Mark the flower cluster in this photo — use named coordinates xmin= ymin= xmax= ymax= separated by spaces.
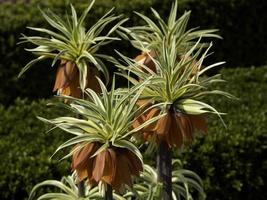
xmin=72 ymin=142 xmax=142 ymax=192
xmin=21 ymin=0 xmax=233 ymax=199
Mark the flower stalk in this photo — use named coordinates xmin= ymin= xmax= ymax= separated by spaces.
xmin=105 ymin=184 xmax=113 ymax=200
xmin=157 ymin=140 xmax=172 ymax=200
xmin=77 ymin=181 xmax=85 ymax=198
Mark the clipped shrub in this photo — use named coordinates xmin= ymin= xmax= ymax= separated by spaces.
xmin=0 ymin=98 xmax=70 ymax=200
xmin=176 ymin=0 xmax=267 ymax=68
xmin=180 ymin=66 xmax=267 ymax=200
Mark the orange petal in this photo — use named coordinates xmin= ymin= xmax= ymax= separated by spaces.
xmin=125 ymin=150 xmax=143 ymax=176
xmin=108 ymin=148 xmax=117 ymax=181
xmin=111 ymin=150 xmax=132 ymax=192
xmin=65 ymin=61 xmax=77 ymax=81
xmin=72 ymin=143 xmax=94 ymax=170
xmin=92 ymin=150 xmax=107 ymax=182
xmin=53 ymin=60 xmax=80 ymax=98
xmin=156 ymin=113 xmax=171 ymax=136
xmin=69 ymin=73 xmax=82 ymax=98
xmin=118 ymin=153 xmax=132 ymax=185
xmin=72 ymin=143 xmax=99 ymax=182
xmin=111 ymin=160 xmax=123 ymax=191
xmin=144 ymin=107 xmax=161 ymax=131
xmin=179 ymin=113 xmax=193 ymax=140
xmin=75 ymin=169 xmax=88 ymax=182
xmin=53 ymin=64 xmax=67 ymax=92
xmin=132 ymin=114 xmax=146 ymax=129
xmin=102 ymin=148 xmax=117 ymax=184
xmin=87 ymin=155 xmax=97 ymax=185
xmin=87 ymin=67 xmax=101 ymax=93
xmin=61 ymin=86 xmax=71 ymax=96
xmin=169 ymin=114 xmax=183 ymax=148
xmin=136 ymin=99 xmax=151 ymax=108
xmin=134 ymin=53 xmax=146 ymax=63
xmin=189 ymin=114 xmax=208 ymax=133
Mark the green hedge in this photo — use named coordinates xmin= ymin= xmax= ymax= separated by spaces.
xmin=0 ymin=67 xmax=266 ymax=199
xmin=1 ymin=0 xmax=267 ymax=105
xmin=181 ymin=66 xmax=267 ymax=200
xmin=177 ymin=0 xmax=267 ymax=68
xmin=0 ymin=99 xmax=71 ymax=200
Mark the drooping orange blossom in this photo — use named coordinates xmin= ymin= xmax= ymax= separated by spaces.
xmin=71 ymin=142 xmax=142 ymax=192
xmin=53 ymin=60 xmax=101 ymax=98
xmin=133 ymin=51 xmax=207 ymax=148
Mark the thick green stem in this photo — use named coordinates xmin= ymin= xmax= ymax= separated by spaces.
xmin=105 ymin=183 xmax=113 ymax=200
xmin=157 ymin=140 xmax=172 ymax=200
xmin=77 ymin=181 xmax=85 ymax=197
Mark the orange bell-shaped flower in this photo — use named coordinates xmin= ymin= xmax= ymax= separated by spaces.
xmin=133 ymin=106 xmax=207 ymax=148
xmin=72 ymin=142 xmax=143 ymax=192
xmin=53 ymin=60 xmax=101 ymax=98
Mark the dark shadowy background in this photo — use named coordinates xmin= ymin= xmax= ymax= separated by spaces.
xmin=0 ymin=0 xmax=266 ymax=199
